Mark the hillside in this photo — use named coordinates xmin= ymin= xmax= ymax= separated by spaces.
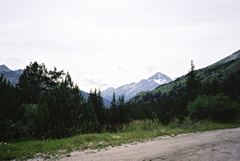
xmin=1 ymin=55 xmax=240 ymax=145
xmin=130 ymin=50 xmax=240 ymax=103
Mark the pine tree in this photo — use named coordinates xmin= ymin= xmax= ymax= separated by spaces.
xmin=0 ymin=75 xmax=22 ymax=121
xmin=17 ymin=61 xmax=64 ymax=104
xmin=46 ymin=67 xmax=64 ymax=90
xmin=88 ymin=88 xmax=105 ymax=131
xmin=37 ymin=72 xmax=97 ymax=138
xmin=0 ymin=75 xmax=24 ymax=141
xmin=117 ymin=95 xmax=126 ymax=124
xmin=185 ymin=60 xmax=201 ymax=101
xmin=110 ymin=92 xmax=118 ymax=126
xmin=111 ymin=92 xmax=117 ymax=109
xmin=17 ymin=62 xmax=48 ymax=104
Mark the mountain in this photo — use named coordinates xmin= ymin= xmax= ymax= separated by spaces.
xmin=14 ymin=69 xmax=24 ymax=75
xmin=0 ymin=64 xmax=11 ymax=72
xmin=212 ymin=50 xmax=240 ymax=66
xmin=130 ymin=49 xmax=240 ymax=103
xmin=102 ymin=72 xmax=172 ymax=101
xmin=0 ymin=65 xmax=23 ymax=85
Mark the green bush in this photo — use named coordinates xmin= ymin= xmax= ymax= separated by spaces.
xmin=187 ymin=93 xmax=240 ymax=121
xmin=0 ymin=119 xmax=28 ymax=142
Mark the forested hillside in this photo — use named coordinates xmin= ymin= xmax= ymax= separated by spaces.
xmin=130 ymin=50 xmax=240 ymax=103
xmin=1 ymin=50 xmax=240 ymax=142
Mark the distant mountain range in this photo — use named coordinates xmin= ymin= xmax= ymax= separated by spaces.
xmin=102 ymin=72 xmax=172 ymax=101
xmin=0 ymin=64 xmax=23 ymax=85
xmin=0 ymin=64 xmax=172 ymax=104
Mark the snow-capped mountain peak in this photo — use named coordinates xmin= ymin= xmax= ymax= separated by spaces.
xmin=148 ymin=72 xmax=172 ymax=85
xmin=102 ymin=72 xmax=172 ymax=101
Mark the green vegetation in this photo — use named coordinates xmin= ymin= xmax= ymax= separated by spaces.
xmin=1 ymin=50 xmax=240 ymax=160
xmin=1 ymin=120 xmax=239 ymax=160
xmin=131 ymin=53 xmax=240 ymax=103
xmin=188 ymin=94 xmax=240 ymax=121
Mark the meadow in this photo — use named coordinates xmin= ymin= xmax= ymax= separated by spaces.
xmin=1 ymin=119 xmax=240 ymax=160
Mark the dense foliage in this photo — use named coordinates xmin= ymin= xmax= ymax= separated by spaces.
xmin=187 ymin=94 xmax=239 ymax=121
xmin=1 ymin=60 xmax=240 ymax=142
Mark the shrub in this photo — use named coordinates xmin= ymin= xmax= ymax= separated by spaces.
xmin=0 ymin=119 xmax=28 ymax=142
xmin=187 ymin=93 xmax=240 ymax=122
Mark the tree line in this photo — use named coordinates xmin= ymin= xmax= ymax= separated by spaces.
xmin=1 ymin=61 xmax=240 ymax=142
xmin=129 ymin=61 xmax=240 ymax=123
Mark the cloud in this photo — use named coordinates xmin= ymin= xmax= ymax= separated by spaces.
xmin=117 ymin=66 xmax=125 ymax=71
xmin=0 ymin=54 xmax=26 ymax=70
xmin=84 ymin=77 xmax=109 ymax=88
xmin=1 ymin=0 xmax=240 ymax=93
xmin=146 ymin=65 xmax=159 ymax=72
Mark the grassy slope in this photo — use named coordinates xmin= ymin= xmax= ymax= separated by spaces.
xmin=1 ymin=120 xmax=240 ymax=160
xmin=131 ymin=54 xmax=240 ymax=103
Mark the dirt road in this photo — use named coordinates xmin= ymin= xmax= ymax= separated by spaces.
xmin=59 ymin=128 xmax=240 ymax=161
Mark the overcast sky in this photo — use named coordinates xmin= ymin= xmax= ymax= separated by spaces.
xmin=1 ymin=0 xmax=240 ymax=92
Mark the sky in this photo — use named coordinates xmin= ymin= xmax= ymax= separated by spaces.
xmin=1 ymin=0 xmax=240 ymax=92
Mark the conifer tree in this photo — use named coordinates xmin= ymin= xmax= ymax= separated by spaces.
xmin=17 ymin=62 xmax=47 ymax=104
xmin=111 ymin=92 xmax=117 ymax=108
xmin=17 ymin=61 xmax=64 ymax=104
xmin=0 ymin=75 xmax=21 ymax=121
xmin=185 ymin=60 xmax=201 ymax=101
xmin=37 ymin=72 xmax=98 ymax=138
xmin=88 ymin=88 xmax=105 ymax=131
xmin=117 ymin=95 xmax=125 ymax=124
xmin=0 ymin=75 xmax=23 ymax=141
xmin=110 ymin=92 xmax=118 ymax=126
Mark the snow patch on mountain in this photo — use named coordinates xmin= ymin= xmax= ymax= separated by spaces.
xmin=154 ymin=78 xmax=168 ymax=85
xmin=102 ymin=72 xmax=172 ymax=101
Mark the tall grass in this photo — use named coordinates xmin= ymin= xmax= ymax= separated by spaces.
xmin=1 ymin=119 xmax=239 ymax=160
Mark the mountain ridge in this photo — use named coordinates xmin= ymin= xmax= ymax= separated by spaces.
xmin=0 ymin=64 xmax=12 ymax=72
xmin=102 ymin=72 xmax=172 ymax=101
xmin=0 ymin=64 xmax=23 ymax=85
xmin=130 ymin=49 xmax=240 ymax=103
xmin=211 ymin=50 xmax=240 ymax=66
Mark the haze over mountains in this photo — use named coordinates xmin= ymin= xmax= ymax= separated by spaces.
xmin=102 ymin=72 xmax=172 ymax=101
